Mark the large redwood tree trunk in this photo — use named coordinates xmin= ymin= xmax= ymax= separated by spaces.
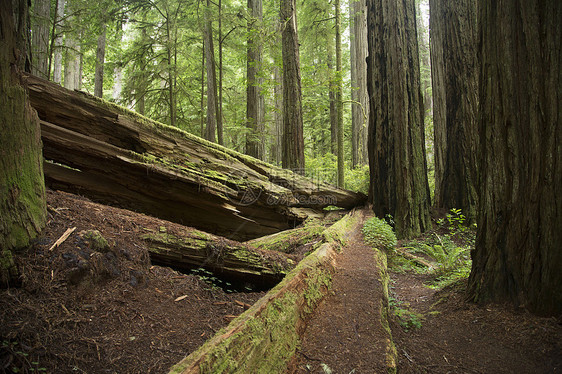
xmin=366 ymin=0 xmax=432 ymax=239
xmin=430 ymin=0 xmax=478 ymax=221
xmin=467 ymin=1 xmax=562 ymax=316
xmin=0 ymin=0 xmax=46 ymax=285
xmin=280 ymin=0 xmax=305 ymax=172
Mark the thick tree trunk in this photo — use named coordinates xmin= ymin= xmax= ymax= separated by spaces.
xmin=26 ymin=75 xmax=365 ymax=240
xmin=0 ymin=0 xmax=47 ymax=285
xmin=430 ymin=0 xmax=478 ymax=221
xmin=143 ymin=229 xmax=296 ymax=289
xmin=94 ymin=23 xmax=106 ymax=98
xmin=52 ymin=0 xmax=65 ymax=84
xmin=350 ymin=0 xmax=369 ymax=168
xmin=280 ymin=0 xmax=305 ymax=172
xmin=246 ymin=0 xmax=264 ymax=160
xmin=467 ymin=1 xmax=562 ymax=316
xmin=366 ymin=0 xmax=432 ymax=239
xmin=31 ymin=0 xmax=51 ymax=79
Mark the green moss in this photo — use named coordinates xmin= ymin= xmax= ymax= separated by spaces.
xmin=373 ymin=249 xmax=398 ymax=373
xmin=246 ymin=225 xmax=325 ymax=253
xmin=80 ymin=230 xmax=110 ymax=252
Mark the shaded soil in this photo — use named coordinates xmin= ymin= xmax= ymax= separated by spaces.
xmin=1 ymin=189 xmax=265 ymax=374
xmin=390 ymin=271 xmax=562 ymax=374
xmin=290 ymin=214 xmax=389 ymax=373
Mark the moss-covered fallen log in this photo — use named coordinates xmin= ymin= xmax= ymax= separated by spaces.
xmin=245 ymin=224 xmax=326 ymax=254
xmin=141 ymin=228 xmax=296 ymax=289
xmin=27 ymin=74 xmax=366 ymax=240
xmin=168 ymin=212 xmax=360 ymax=374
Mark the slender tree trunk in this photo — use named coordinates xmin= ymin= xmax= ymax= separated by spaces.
xmin=350 ymin=0 xmax=368 ymax=167
xmin=218 ymin=0 xmax=223 ymax=143
xmin=64 ymin=32 xmax=82 ymax=90
xmin=327 ymin=36 xmax=337 ymax=156
xmin=64 ymin=1 xmax=82 ymax=91
xmin=467 ymin=1 xmax=562 ymax=316
xmin=165 ymin=9 xmax=176 ymax=127
xmin=31 ymin=0 xmax=51 ymax=79
xmin=0 ymin=0 xmax=46 ymax=285
xmin=94 ymin=23 xmax=106 ymax=98
xmin=335 ymin=0 xmax=344 ymax=187
xmin=136 ymin=14 xmax=148 ymax=115
xmin=280 ymin=0 xmax=305 ymax=172
xmin=52 ymin=0 xmax=65 ymax=84
xmin=246 ymin=0 xmax=264 ymax=160
xmin=203 ymin=0 xmax=219 ymax=143
xmin=366 ymin=0 xmax=431 ymax=239
xmin=430 ymin=0 xmax=478 ymax=221
xmin=272 ymin=60 xmax=283 ymax=165
xmin=200 ymin=38 xmax=206 ymax=138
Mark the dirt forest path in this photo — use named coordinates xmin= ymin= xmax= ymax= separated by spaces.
xmin=289 ymin=213 xmax=392 ymax=373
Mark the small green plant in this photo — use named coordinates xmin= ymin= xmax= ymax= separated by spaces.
xmin=1 ymin=340 xmax=47 ymax=373
xmin=362 ymin=217 xmax=397 ymax=251
xmin=191 ymin=267 xmax=237 ymax=293
xmin=394 ymin=307 xmax=424 ymax=331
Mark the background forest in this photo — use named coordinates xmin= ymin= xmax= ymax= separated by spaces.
xmin=29 ymin=0 xmax=433 ymax=195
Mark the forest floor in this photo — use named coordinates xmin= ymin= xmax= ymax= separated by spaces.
xmin=289 ymin=212 xmax=562 ymax=374
xmin=0 ymin=189 xmax=266 ymax=373
xmin=1 ymin=190 xmax=561 ymax=373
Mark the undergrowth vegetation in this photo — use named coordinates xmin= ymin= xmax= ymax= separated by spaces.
xmin=363 ymin=209 xmax=476 ymax=331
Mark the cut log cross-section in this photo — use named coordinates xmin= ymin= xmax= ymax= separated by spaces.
xmin=26 ymin=74 xmax=366 ymax=240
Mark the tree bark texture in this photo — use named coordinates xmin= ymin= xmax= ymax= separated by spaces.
xmin=143 ymin=229 xmax=296 ymax=289
xmin=26 ymin=75 xmax=366 ymax=241
xmin=366 ymin=0 xmax=432 ymax=239
xmin=246 ymin=0 xmax=264 ymax=160
xmin=280 ymin=0 xmax=305 ymax=172
xmin=430 ymin=0 xmax=478 ymax=221
xmin=31 ymin=0 xmax=50 ymax=79
xmin=0 ymin=0 xmax=46 ymax=285
xmin=350 ymin=0 xmax=369 ymax=167
xmin=467 ymin=1 xmax=562 ymax=316
xmin=94 ymin=23 xmax=106 ymax=98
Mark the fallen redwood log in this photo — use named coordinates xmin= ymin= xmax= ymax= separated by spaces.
xmin=142 ymin=228 xmax=297 ymax=289
xmin=26 ymin=74 xmax=366 ymax=240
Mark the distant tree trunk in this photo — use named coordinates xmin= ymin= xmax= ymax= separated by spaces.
xmin=218 ymin=0 xmax=223 ymax=144
xmin=246 ymin=0 xmax=264 ymax=160
xmin=94 ymin=23 xmax=106 ymax=98
xmin=64 ymin=3 xmax=82 ymax=91
xmin=366 ymin=0 xmax=431 ymax=239
xmin=335 ymin=0 xmax=344 ymax=188
xmin=165 ymin=8 xmax=177 ymax=128
xmin=200 ymin=39 xmax=206 ymax=137
xmin=271 ymin=58 xmax=283 ymax=165
xmin=31 ymin=0 xmax=51 ymax=79
xmin=52 ymin=0 xmax=65 ymax=84
xmin=417 ymin=0 xmax=432 ymax=119
xmin=280 ymin=0 xmax=305 ymax=172
xmin=327 ymin=36 xmax=337 ymax=156
xmin=136 ymin=14 xmax=148 ymax=115
xmin=64 ymin=34 xmax=82 ymax=90
xmin=203 ymin=0 xmax=219 ymax=143
xmin=0 ymin=0 xmax=46 ymax=286
xmin=430 ymin=0 xmax=478 ymax=221
xmin=467 ymin=1 xmax=562 ymax=316
xmin=350 ymin=0 xmax=368 ymax=167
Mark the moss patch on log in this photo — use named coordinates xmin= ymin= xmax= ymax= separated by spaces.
xmin=245 ymin=224 xmax=325 ymax=253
